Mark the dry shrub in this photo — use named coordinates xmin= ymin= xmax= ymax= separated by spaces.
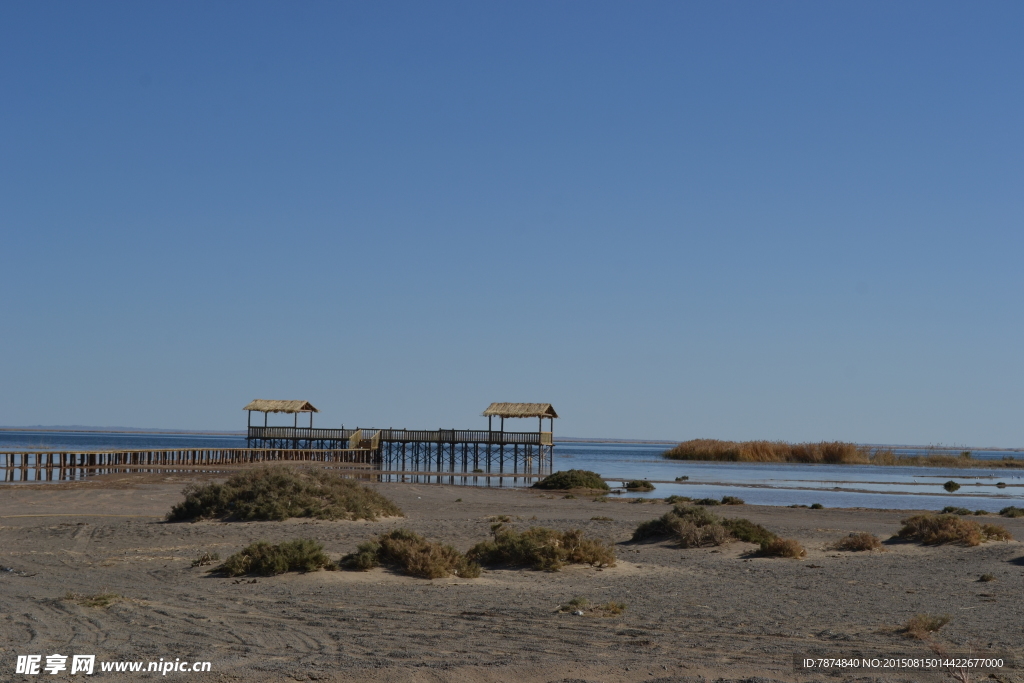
xmin=218 ymin=538 xmax=335 ymax=576
xmin=557 ymin=597 xmax=626 ymax=617
xmin=720 ymin=496 xmax=745 ymax=505
xmin=835 ymin=532 xmax=883 ymax=551
xmin=468 ymin=525 xmax=615 ymax=571
xmin=897 ymin=514 xmax=1013 ymax=546
xmin=980 ymin=524 xmax=1012 ymax=542
xmin=63 ymin=592 xmax=121 ymax=608
xmin=902 ymin=613 xmax=950 ymax=639
xmin=1000 ymin=506 xmax=1024 ymax=518
xmin=341 ymin=529 xmax=480 ymax=579
xmin=758 ymin=537 xmax=806 ymax=558
xmin=191 ymin=552 xmax=220 ymax=567
xmin=167 ymin=466 xmax=403 ymax=522
xmin=533 ymin=470 xmax=609 ymax=491
xmin=664 ymin=495 xmax=692 ymax=504
xmin=632 ymin=505 xmax=774 ymax=548
xmin=721 ymin=517 xmax=776 ymax=545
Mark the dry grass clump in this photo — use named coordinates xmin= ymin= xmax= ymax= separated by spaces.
xmin=1000 ymin=506 xmax=1024 ymax=518
xmin=341 ymin=529 xmax=480 ymax=579
xmin=63 ymin=592 xmax=121 ymax=608
xmin=467 ymin=524 xmax=615 ymax=570
xmin=623 ymin=480 xmax=655 ymax=491
xmin=835 ymin=532 xmax=883 ymax=552
xmin=167 ymin=466 xmax=403 ymax=522
xmin=897 ymin=514 xmax=1013 ymax=546
xmin=757 ymin=537 xmax=806 ymax=558
xmin=191 ymin=551 xmax=220 ymax=567
xmin=533 ymin=470 xmax=610 ymax=491
xmin=902 ymin=613 xmax=950 ymax=639
xmin=557 ymin=597 xmax=626 ymax=616
xmin=664 ymin=440 xmax=1024 ymax=469
xmin=632 ymin=505 xmax=775 ymax=548
xmin=217 ymin=538 xmax=335 ymax=576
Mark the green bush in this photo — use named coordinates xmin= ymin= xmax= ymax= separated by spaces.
xmin=633 ymin=505 xmax=778 ymax=549
xmin=720 ymin=496 xmax=744 ymax=505
xmin=167 ymin=466 xmax=403 ymax=522
xmin=664 ymin=495 xmax=692 ymax=504
xmin=810 ymin=503 xmax=824 ymax=509
xmin=341 ymin=529 xmax=480 ymax=579
xmin=1000 ymin=506 xmax=1024 ymax=518
xmin=693 ymin=498 xmax=721 ymax=506
xmin=467 ymin=525 xmax=615 ymax=570
xmin=623 ymin=480 xmax=655 ymax=491
xmin=943 ymin=480 xmax=961 ymax=492
xmin=533 ymin=470 xmax=609 ymax=491
xmin=721 ymin=518 xmax=776 ymax=545
xmin=218 ymin=539 xmax=335 ymax=576
xmin=941 ymin=506 xmax=973 ymax=516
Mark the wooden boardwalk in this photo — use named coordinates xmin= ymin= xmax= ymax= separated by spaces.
xmin=0 ymin=447 xmax=376 ymax=482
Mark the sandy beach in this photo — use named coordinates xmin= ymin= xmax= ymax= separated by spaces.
xmin=1 ymin=471 xmax=1022 ymax=683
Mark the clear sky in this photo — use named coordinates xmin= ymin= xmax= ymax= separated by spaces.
xmin=1 ymin=2 xmax=1021 ymax=445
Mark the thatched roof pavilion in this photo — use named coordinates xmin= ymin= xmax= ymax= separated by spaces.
xmin=244 ymin=400 xmax=319 ymax=428
xmin=483 ymin=403 xmax=558 ymax=433
xmin=483 ymin=403 xmax=558 ymax=419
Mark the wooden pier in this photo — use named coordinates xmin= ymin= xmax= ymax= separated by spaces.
xmin=0 ymin=447 xmax=376 ymax=482
xmin=244 ymin=401 xmax=558 ymax=482
xmin=0 ymin=402 xmax=559 ymax=486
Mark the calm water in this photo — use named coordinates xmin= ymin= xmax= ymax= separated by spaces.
xmin=2 ymin=431 xmax=1023 ymax=512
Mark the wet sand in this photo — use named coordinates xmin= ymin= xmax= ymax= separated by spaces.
xmin=1 ymin=471 xmax=1022 ymax=682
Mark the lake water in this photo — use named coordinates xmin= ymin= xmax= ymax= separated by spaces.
xmin=2 ymin=431 xmax=1023 ymax=512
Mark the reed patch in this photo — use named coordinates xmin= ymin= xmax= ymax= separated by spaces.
xmin=663 ymin=439 xmax=1024 ymax=468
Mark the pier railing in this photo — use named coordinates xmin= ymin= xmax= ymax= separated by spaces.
xmin=247 ymin=426 xmax=552 ymax=446
xmin=0 ymin=447 xmax=376 ymax=473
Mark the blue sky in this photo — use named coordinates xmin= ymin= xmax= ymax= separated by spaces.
xmin=1 ymin=2 xmax=1021 ymax=445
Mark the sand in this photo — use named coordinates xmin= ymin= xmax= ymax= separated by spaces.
xmin=1 ymin=470 xmax=1022 ymax=683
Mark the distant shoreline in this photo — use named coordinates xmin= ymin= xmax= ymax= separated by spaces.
xmin=0 ymin=427 xmax=1020 ymax=452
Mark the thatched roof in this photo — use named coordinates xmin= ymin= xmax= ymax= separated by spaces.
xmin=243 ymin=400 xmax=319 ymax=414
xmin=483 ymin=403 xmax=558 ymax=419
